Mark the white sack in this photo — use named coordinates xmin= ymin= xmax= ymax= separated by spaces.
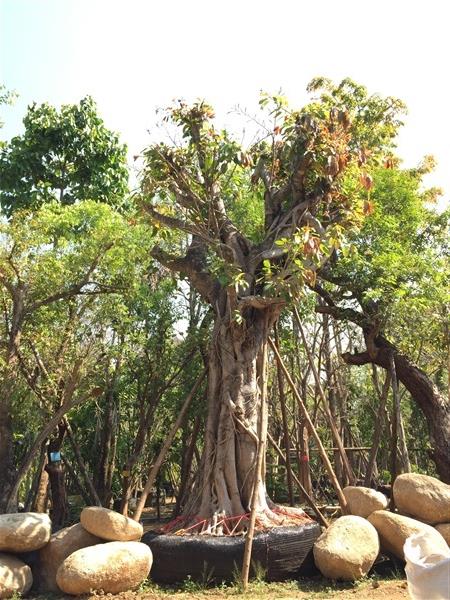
xmin=404 ymin=532 xmax=450 ymax=600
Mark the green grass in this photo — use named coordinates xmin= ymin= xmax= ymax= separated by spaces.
xmin=115 ymin=571 xmax=407 ymax=599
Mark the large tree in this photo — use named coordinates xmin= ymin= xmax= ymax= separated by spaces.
xmin=141 ymin=79 xmax=405 ymax=531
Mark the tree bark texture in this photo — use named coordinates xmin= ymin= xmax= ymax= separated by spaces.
xmin=175 ymin=293 xmax=305 ymax=532
xmin=0 ymin=394 xmax=15 ymax=512
xmin=194 ymin=304 xmax=274 ymax=524
xmin=45 ymin=422 xmax=68 ymax=529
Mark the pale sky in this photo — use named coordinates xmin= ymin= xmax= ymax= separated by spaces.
xmin=1 ymin=0 xmax=449 ymax=205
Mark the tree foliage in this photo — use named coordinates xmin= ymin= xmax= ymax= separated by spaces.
xmin=0 ymin=97 xmax=128 ymax=216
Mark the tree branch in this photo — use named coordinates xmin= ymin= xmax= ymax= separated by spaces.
xmin=144 ymin=204 xmax=208 ymax=240
xmin=26 ymin=244 xmax=113 ymax=314
xmin=151 ymin=243 xmax=220 ymax=305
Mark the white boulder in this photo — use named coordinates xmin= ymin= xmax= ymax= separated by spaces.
xmin=80 ymin=506 xmax=143 ymax=541
xmin=393 ymin=473 xmax=450 ymax=524
xmin=0 ymin=512 xmax=51 ymax=553
xmin=368 ymin=510 xmax=449 ymax=559
xmin=0 ymin=553 xmax=33 ymax=598
xmin=313 ymin=515 xmax=380 ymax=581
xmin=37 ymin=522 xmax=102 ymax=592
xmin=343 ymin=486 xmax=388 ymax=518
xmin=56 ymin=541 xmax=152 ymax=594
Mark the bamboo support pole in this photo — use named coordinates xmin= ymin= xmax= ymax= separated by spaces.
xmin=365 ymin=368 xmax=391 ymax=486
xmin=267 ymin=432 xmax=329 ymax=527
xmin=274 ymin=326 xmax=295 ymax=506
xmin=269 ymin=337 xmax=348 ymax=513
xmin=292 ymin=307 xmax=356 ymax=485
xmin=132 ymin=369 xmax=207 ymax=522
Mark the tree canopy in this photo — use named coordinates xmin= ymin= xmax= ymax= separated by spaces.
xmin=141 ymin=78 xmax=406 ymax=310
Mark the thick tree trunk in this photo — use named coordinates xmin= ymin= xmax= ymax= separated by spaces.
xmin=33 ymin=458 xmax=50 ymax=513
xmin=343 ymin=338 xmax=450 ymax=483
xmin=196 ymin=307 xmax=272 ymax=523
xmin=174 ymin=296 xmax=305 ymax=533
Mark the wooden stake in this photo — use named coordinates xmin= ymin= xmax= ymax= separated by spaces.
xmin=365 ymin=367 xmax=391 ymax=486
xmin=269 ymin=337 xmax=348 ymax=513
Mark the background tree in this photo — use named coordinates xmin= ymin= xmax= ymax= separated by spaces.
xmin=0 ymin=95 xmax=133 ymax=513
xmin=0 ymin=96 xmax=128 ymax=216
xmin=313 ymin=161 xmax=450 ymax=480
xmin=0 ymin=201 xmax=152 ymax=513
xmin=140 ymin=78 xmax=405 ymax=531
xmin=0 ymin=84 xmax=17 ymax=133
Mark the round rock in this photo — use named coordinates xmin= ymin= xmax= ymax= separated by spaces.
xmin=0 ymin=512 xmax=51 ymax=553
xmin=56 ymin=541 xmax=152 ymax=594
xmin=343 ymin=486 xmax=388 ymax=518
xmin=313 ymin=515 xmax=379 ymax=581
xmin=435 ymin=523 xmax=450 ymax=546
xmin=0 ymin=553 xmax=33 ymax=599
xmin=393 ymin=473 xmax=450 ymax=524
xmin=37 ymin=522 xmax=102 ymax=592
xmin=80 ymin=507 xmax=143 ymax=541
xmin=368 ymin=510 xmax=449 ymax=559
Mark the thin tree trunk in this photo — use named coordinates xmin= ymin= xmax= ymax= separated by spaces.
xmin=62 ymin=455 xmax=91 ymax=506
xmin=5 ymin=388 xmax=97 ymax=511
xmin=95 ymin=388 xmax=117 ymax=505
xmin=298 ymin=417 xmax=313 ymax=497
xmin=24 ymin=442 xmax=48 ymax=511
xmin=365 ymin=367 xmax=391 ymax=486
xmin=269 ymin=338 xmax=348 ymax=512
xmin=293 ymin=308 xmax=355 ymax=485
xmin=343 ymin=336 xmax=450 ymax=482
xmin=175 ymin=414 xmax=202 ymax=516
xmin=65 ymin=420 xmax=101 ymax=506
xmin=267 ymin=433 xmax=329 ymax=527
xmin=45 ymin=422 xmax=68 ymax=529
xmin=389 ymin=352 xmax=411 ymax=475
xmin=120 ymin=354 xmax=191 ymax=514
xmin=274 ymin=326 xmax=295 ymax=506
xmin=132 ymin=369 xmax=207 ymax=522
xmin=322 ymin=310 xmax=345 ymax=486
xmin=32 ymin=452 xmax=50 ymax=513
xmin=0 ymin=286 xmax=26 ymax=513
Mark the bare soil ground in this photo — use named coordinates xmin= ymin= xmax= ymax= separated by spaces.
xmin=33 ymin=577 xmax=409 ymax=600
